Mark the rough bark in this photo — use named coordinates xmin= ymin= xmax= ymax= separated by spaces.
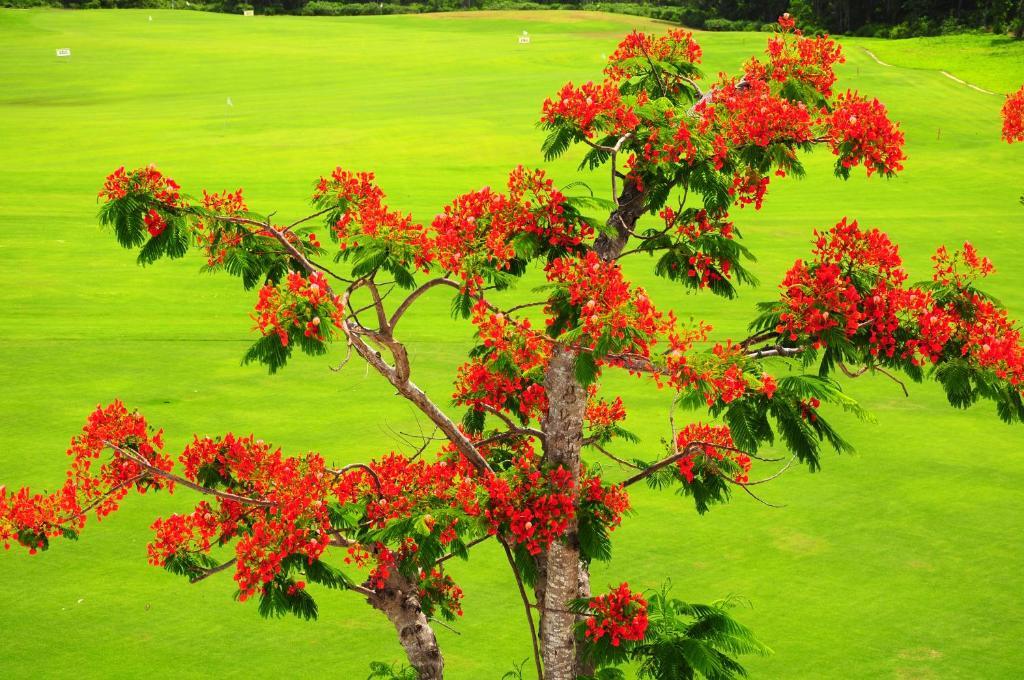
xmin=534 ymin=176 xmax=648 ymax=679
xmin=594 ymin=178 xmax=646 ymax=262
xmin=368 ymin=573 xmax=444 ymax=680
xmin=574 ymin=560 xmax=595 ymax=679
xmin=538 ymin=346 xmax=589 ymax=680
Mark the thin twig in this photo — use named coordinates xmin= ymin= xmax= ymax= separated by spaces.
xmin=428 ymin=618 xmax=462 ymax=635
xmin=190 ymin=557 xmax=237 ymax=583
xmin=838 ymin=361 xmax=909 ymax=397
xmin=327 ymin=462 xmax=382 ymax=494
xmin=390 ymin=278 xmax=461 ymax=329
xmin=735 ymin=482 xmax=786 ymax=508
xmin=501 ymin=539 xmax=543 ymax=680
xmin=590 ymin=443 xmax=643 ymax=470
xmin=435 ymin=535 xmax=493 ymax=566
xmin=745 ymin=455 xmax=797 ymax=486
xmin=286 ymin=207 xmax=332 ymax=230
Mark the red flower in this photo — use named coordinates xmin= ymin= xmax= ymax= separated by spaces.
xmin=584 ymin=583 xmax=648 ymax=646
xmin=541 ymin=81 xmax=639 ymax=139
xmin=1002 ymin=85 xmax=1024 ymax=143
xmin=143 ymin=209 xmax=167 ymax=237
xmin=824 ymin=91 xmax=905 ymax=176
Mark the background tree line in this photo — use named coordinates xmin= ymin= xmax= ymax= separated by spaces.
xmin=4 ymin=0 xmax=1022 ymax=42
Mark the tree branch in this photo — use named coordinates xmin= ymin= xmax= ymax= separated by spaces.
xmin=390 ymin=278 xmax=461 ymax=329
xmin=104 ymin=441 xmax=275 ymax=508
xmin=501 ymin=538 xmax=543 ymax=680
xmin=190 ymin=557 xmax=237 ymax=583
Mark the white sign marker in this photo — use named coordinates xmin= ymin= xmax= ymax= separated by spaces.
xmin=519 ymin=31 xmax=530 ymax=45
xmin=56 ymin=48 xmax=71 ymax=58
xmin=243 ymin=9 xmax=254 ymax=16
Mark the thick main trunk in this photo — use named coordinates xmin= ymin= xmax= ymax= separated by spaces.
xmin=538 ymin=346 xmax=588 ymax=680
xmin=368 ymin=574 xmax=444 ymax=680
xmin=535 ymin=177 xmax=647 ymax=679
xmin=574 ymin=560 xmax=595 ymax=679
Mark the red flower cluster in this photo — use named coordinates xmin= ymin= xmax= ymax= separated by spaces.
xmin=99 ymin=165 xmax=182 ymax=207
xmin=418 ymin=568 xmax=465 ymax=619
xmin=253 ymin=271 xmax=340 ymax=347
xmin=699 ymin=77 xmax=814 ymax=149
xmin=778 ymin=219 xmax=906 ymax=353
xmin=660 ymin=207 xmax=738 ymax=284
xmin=541 ymin=81 xmax=640 ymax=139
xmin=506 ymin=165 xmax=593 ymax=248
xmin=196 ymin=188 xmax=248 ymax=266
xmin=159 ymin=433 xmax=338 ymax=599
xmin=775 ymin=224 xmax=1024 ymax=391
xmin=604 ymin=29 xmax=702 ymax=82
xmin=431 ymin=187 xmax=512 ymax=284
xmin=546 ymin=252 xmax=666 ymax=359
xmin=685 ymin=342 xmax=751 ymax=407
xmin=359 ymin=453 xmax=479 ymax=529
xmin=584 ymin=583 xmax=649 ymax=647
xmin=580 ymin=471 xmax=631 ymax=533
xmin=641 ymin=112 xmax=697 ymax=165
xmin=1002 ymin=84 xmax=1024 ymax=143
xmin=315 ymin=167 xmax=432 ymax=273
xmin=1 ymin=401 xmax=173 ymax=553
xmin=584 ymin=393 xmax=627 ymax=434
xmin=931 ymin=242 xmax=995 ymax=288
xmin=761 ymin=17 xmax=844 ymax=97
xmin=824 ymin=92 xmax=906 ymax=177
xmin=453 ymin=301 xmax=551 ymax=420
xmin=484 ymin=453 xmax=575 ymax=555
xmin=148 ymin=500 xmax=224 ymax=565
xmin=143 ymin=209 xmax=167 ymax=237
xmin=911 ymin=244 xmax=1022 ymax=385
xmin=430 ymin=167 xmax=590 ymax=292
xmin=730 ymin=170 xmax=771 ymax=210
xmin=674 ymin=422 xmax=749 ymax=484
xmin=958 ymin=296 xmax=1024 ymax=388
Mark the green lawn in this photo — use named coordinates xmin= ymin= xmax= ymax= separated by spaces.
xmin=0 ymin=9 xmax=1022 ymax=679
xmin=845 ymin=32 xmax=1024 ymax=94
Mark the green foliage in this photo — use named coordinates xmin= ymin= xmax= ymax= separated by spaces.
xmin=934 ymin=358 xmax=1024 ymax=423
xmin=633 ymin=588 xmax=771 ymax=680
xmin=367 ymin=661 xmax=418 ymax=680
xmin=499 ymin=658 xmax=531 ymax=680
xmin=98 ymin=197 xmax=190 ymax=265
xmin=574 ymin=350 xmax=600 ymax=388
xmin=575 ymin=582 xmax=770 ymax=679
xmin=678 ymin=372 xmax=871 ymax=472
xmin=637 ymin=208 xmax=758 ymax=300
xmin=254 ymin=576 xmax=319 ymax=621
xmin=162 ymin=551 xmax=221 ymax=580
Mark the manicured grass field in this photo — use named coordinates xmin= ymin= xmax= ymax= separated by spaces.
xmin=0 ymin=9 xmax=1022 ymax=678
xmin=846 ymin=32 xmax=1024 ymax=94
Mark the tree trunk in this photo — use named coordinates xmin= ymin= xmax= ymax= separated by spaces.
xmin=574 ymin=560 xmax=595 ymax=679
xmin=368 ymin=574 xmax=445 ymax=680
xmin=534 ymin=177 xmax=648 ymax=678
xmin=537 ymin=346 xmax=588 ymax=680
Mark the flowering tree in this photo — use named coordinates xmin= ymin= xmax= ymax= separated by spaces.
xmin=3 ymin=17 xmax=1023 ymax=680
xmin=1003 ymin=84 xmax=1024 ymax=145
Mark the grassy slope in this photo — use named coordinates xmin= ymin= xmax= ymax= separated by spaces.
xmin=845 ymin=32 xmax=1024 ymax=94
xmin=0 ymin=9 xmax=1022 ymax=678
